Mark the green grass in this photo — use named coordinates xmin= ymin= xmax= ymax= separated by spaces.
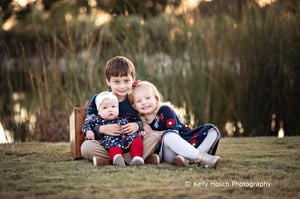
xmin=0 ymin=137 xmax=299 ymax=199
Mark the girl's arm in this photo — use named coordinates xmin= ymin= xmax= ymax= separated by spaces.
xmin=143 ymin=123 xmax=165 ymax=136
xmin=160 ymin=105 xmax=184 ymax=131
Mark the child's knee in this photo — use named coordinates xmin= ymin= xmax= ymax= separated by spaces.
xmin=209 ymin=127 xmax=221 ymax=141
xmin=144 ymin=133 xmax=160 ymax=142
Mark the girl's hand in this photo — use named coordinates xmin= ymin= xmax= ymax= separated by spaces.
xmin=86 ymin=130 xmax=95 ymax=140
xmin=143 ymin=123 xmax=153 ymax=135
xmin=143 ymin=123 xmax=165 ymax=136
xmin=100 ymin=124 xmax=121 ymax=136
xmin=121 ymin=122 xmax=139 ymax=135
xmin=139 ymin=131 xmax=148 ymax=136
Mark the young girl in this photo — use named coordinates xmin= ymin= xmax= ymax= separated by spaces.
xmin=128 ymin=81 xmax=221 ymax=168
xmin=94 ymin=91 xmax=144 ymax=166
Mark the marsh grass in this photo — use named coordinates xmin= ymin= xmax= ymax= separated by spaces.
xmin=1 ymin=4 xmax=300 ymax=142
xmin=1 ymin=5 xmax=298 ymax=198
xmin=0 ymin=137 xmax=299 ymax=198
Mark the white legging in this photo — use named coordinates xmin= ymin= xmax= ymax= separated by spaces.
xmin=161 ymin=129 xmax=219 ymax=163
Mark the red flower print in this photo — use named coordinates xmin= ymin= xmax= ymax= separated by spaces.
xmin=166 ymin=119 xmax=175 ymax=128
xmin=190 ymin=140 xmax=198 ymax=147
xmin=191 ymin=132 xmax=198 ymax=138
xmin=159 ymin=114 xmax=164 ymax=122
xmin=183 ymin=124 xmax=190 ymax=129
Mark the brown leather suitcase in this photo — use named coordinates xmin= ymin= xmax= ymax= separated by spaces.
xmin=69 ymin=107 xmax=87 ymax=159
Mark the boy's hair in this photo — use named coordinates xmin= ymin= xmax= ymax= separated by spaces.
xmin=128 ymin=81 xmax=162 ymax=120
xmin=105 ymin=56 xmax=136 ymax=80
xmin=95 ymin=91 xmax=118 ymax=112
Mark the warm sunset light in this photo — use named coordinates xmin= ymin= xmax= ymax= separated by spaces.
xmin=2 ymin=15 xmax=17 ymax=31
xmin=11 ymin=0 xmax=278 ymax=10
xmin=256 ymin=0 xmax=277 ymax=7
xmin=0 ymin=123 xmax=13 ymax=143
xmin=14 ymin=0 xmax=29 ymax=7
xmin=278 ymin=127 xmax=285 ymax=138
xmin=172 ymin=0 xmax=277 ymax=15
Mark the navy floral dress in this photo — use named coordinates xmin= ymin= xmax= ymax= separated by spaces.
xmin=149 ymin=105 xmax=219 ymax=154
xmin=94 ymin=117 xmax=141 ymax=150
xmin=81 ymin=94 xmax=142 ymax=149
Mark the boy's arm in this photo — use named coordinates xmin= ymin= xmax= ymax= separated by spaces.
xmin=94 ymin=123 xmax=122 ymax=136
xmin=121 ymin=121 xmax=143 ymax=135
xmin=86 ymin=94 xmax=98 ymax=117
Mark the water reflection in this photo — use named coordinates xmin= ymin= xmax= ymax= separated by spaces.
xmin=0 ymin=123 xmax=13 ymax=143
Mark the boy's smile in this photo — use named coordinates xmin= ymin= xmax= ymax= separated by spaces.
xmin=106 ymin=75 xmax=134 ymax=101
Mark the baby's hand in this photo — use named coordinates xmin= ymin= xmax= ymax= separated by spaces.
xmin=86 ymin=130 xmax=95 ymax=140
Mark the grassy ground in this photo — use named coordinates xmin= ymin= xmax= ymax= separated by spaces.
xmin=0 ymin=137 xmax=299 ymax=199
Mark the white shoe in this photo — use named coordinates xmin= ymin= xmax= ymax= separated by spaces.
xmin=113 ymin=154 xmax=126 ymax=166
xmin=196 ymin=152 xmax=221 ymax=169
xmin=129 ymin=156 xmax=144 ymax=166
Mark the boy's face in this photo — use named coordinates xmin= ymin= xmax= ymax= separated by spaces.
xmin=98 ymin=98 xmax=119 ymax=120
xmin=132 ymin=87 xmax=157 ymax=116
xmin=106 ymin=75 xmax=135 ymax=100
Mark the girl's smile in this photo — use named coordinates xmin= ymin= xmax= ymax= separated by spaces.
xmin=132 ymin=87 xmax=158 ymax=117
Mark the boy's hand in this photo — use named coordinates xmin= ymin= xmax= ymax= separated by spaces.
xmin=86 ymin=130 xmax=95 ymax=140
xmin=100 ymin=124 xmax=121 ymax=136
xmin=121 ymin=122 xmax=139 ymax=135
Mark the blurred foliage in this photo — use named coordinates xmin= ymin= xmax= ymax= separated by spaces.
xmin=0 ymin=0 xmax=299 ymax=142
xmin=96 ymin=0 xmax=181 ymax=17
xmin=0 ymin=0 xmax=181 ymax=26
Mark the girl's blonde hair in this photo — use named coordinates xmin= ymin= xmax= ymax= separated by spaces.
xmin=128 ymin=81 xmax=163 ymax=123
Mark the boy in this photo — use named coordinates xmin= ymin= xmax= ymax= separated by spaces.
xmin=81 ymin=56 xmax=160 ymax=165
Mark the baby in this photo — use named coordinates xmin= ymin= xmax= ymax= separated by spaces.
xmin=95 ymin=91 xmax=144 ymax=166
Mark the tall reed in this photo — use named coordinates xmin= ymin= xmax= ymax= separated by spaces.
xmin=1 ymin=2 xmax=299 ymax=141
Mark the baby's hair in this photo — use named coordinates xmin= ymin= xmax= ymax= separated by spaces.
xmin=95 ymin=91 xmax=118 ymax=112
xmin=128 ymin=81 xmax=163 ymax=122
xmin=105 ymin=56 xmax=136 ymax=80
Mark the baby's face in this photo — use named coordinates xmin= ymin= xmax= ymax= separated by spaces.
xmin=98 ymin=98 xmax=119 ymax=120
